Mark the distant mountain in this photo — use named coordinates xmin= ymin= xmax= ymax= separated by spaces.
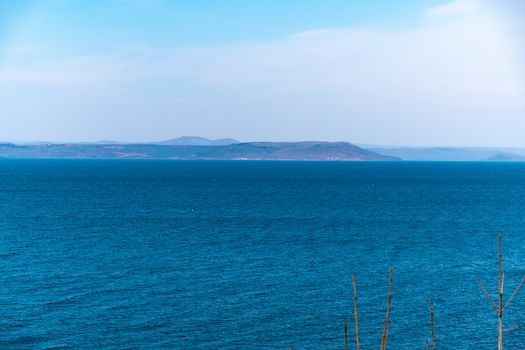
xmin=156 ymin=136 xmax=238 ymax=146
xmin=3 ymin=137 xmax=238 ymax=147
xmin=194 ymin=142 xmax=399 ymax=160
xmin=0 ymin=141 xmax=398 ymax=161
xmin=366 ymin=147 xmax=525 ymax=161
xmin=5 ymin=140 xmax=525 ymax=161
xmin=486 ymin=152 xmax=525 ymax=161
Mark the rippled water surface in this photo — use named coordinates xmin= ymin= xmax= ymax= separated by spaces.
xmin=0 ymin=160 xmax=524 ymax=349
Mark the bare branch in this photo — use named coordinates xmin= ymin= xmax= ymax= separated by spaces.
xmin=380 ymin=268 xmax=394 ymax=350
xmin=497 ymin=232 xmax=504 ymax=350
xmin=498 ymin=232 xmax=502 ymax=292
xmin=344 ymin=319 xmax=349 ymax=350
xmin=503 ymin=275 xmax=525 ymax=312
xmin=478 ymin=278 xmax=498 ymax=312
xmin=353 ymin=273 xmax=361 ymax=350
xmin=503 ymin=324 xmax=519 ymax=333
xmin=430 ymin=301 xmax=436 ymax=350
xmin=500 ymin=272 xmax=505 ymax=296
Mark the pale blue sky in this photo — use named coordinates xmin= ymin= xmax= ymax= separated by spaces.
xmin=0 ymin=0 xmax=524 ymax=146
xmin=1 ymin=0 xmax=443 ymax=48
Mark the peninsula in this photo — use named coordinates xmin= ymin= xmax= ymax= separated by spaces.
xmin=0 ymin=139 xmax=399 ymax=161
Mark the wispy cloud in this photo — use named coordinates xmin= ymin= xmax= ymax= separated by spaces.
xmin=198 ymin=11 xmax=522 ymax=100
xmin=426 ymin=0 xmax=482 ymax=18
xmin=0 ymin=44 xmax=43 ymax=56
xmin=0 ymin=0 xmax=524 ymax=145
xmin=0 ymin=50 xmax=195 ymax=85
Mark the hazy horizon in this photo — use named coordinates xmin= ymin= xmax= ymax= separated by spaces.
xmin=5 ymin=135 xmax=525 ymax=150
xmin=1 ymin=0 xmax=525 ymax=147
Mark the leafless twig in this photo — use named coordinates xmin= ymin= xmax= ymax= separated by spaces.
xmin=353 ymin=273 xmax=361 ymax=350
xmin=380 ymin=268 xmax=394 ymax=350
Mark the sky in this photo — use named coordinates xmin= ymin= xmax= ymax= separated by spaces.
xmin=0 ymin=0 xmax=524 ymax=146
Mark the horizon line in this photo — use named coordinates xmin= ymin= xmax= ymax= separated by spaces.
xmin=2 ymin=138 xmax=525 ymax=149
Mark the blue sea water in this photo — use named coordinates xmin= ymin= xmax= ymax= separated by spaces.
xmin=0 ymin=160 xmax=524 ymax=349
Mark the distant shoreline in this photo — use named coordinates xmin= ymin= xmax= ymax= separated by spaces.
xmin=0 ymin=141 xmax=399 ymax=161
xmin=2 ymin=139 xmax=525 ymax=161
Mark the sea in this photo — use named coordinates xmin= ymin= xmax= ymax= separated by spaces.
xmin=0 ymin=159 xmax=524 ymax=349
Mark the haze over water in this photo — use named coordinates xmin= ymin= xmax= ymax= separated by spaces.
xmin=0 ymin=160 xmax=523 ymax=349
